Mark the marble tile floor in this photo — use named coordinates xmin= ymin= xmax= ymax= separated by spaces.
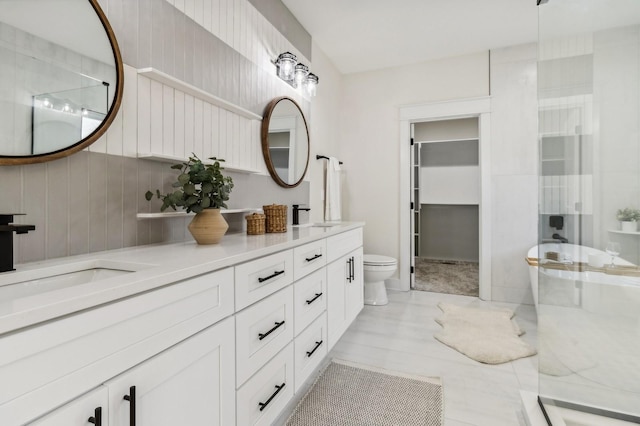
xmin=329 ymin=290 xmax=538 ymax=426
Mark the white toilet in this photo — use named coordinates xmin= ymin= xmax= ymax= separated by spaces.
xmin=363 ymin=254 xmax=397 ymax=306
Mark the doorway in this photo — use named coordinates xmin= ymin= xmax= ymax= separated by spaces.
xmin=412 ymin=118 xmax=479 ymax=296
xmin=398 ymin=97 xmax=491 ymax=300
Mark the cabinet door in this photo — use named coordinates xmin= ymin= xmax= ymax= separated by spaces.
xmin=29 ymin=386 xmax=108 ymax=426
xmin=105 ymin=317 xmax=235 ymax=426
xmin=327 ymin=248 xmax=364 ymax=351
xmin=345 ymin=247 xmax=364 ymax=326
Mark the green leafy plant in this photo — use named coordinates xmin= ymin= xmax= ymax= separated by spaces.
xmin=145 ymin=154 xmax=234 ymax=214
xmin=616 ymin=207 xmax=640 ymax=222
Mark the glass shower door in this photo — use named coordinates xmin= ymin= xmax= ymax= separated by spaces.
xmin=538 ymin=0 xmax=640 ymax=422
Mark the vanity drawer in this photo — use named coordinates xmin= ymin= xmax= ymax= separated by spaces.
xmin=0 ymin=268 xmax=234 ymax=426
xmin=293 ymin=268 xmax=327 ymax=336
xmin=293 ymin=239 xmax=326 ymax=280
xmin=235 ymin=250 xmax=294 ymax=311
xmin=235 ymin=286 xmax=294 ymax=386
xmin=326 ymin=228 xmax=363 ymax=263
xmin=236 ymin=342 xmax=294 ymax=426
xmin=294 ymin=313 xmax=327 ymax=393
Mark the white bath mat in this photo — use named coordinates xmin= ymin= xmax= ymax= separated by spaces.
xmin=434 ymin=303 xmax=537 ymax=364
xmin=286 ymin=359 xmax=443 ymax=425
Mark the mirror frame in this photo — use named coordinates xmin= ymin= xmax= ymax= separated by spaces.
xmin=0 ymin=0 xmax=124 ymax=166
xmin=261 ymin=96 xmax=310 ymax=188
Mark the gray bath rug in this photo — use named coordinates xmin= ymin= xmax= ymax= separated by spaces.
xmin=414 ymin=258 xmax=479 ymax=297
xmin=434 ymin=303 xmax=537 ymax=364
xmin=286 ymin=360 xmax=443 ymax=426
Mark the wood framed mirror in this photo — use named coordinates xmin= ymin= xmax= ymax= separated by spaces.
xmin=261 ymin=97 xmax=310 ymax=188
xmin=0 ymin=0 xmax=124 ymax=165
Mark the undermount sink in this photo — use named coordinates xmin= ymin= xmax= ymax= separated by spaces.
xmin=0 ymin=259 xmax=153 ymax=301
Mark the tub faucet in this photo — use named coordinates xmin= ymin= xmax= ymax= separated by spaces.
xmin=0 ymin=214 xmax=36 ymax=273
xmin=292 ymin=204 xmax=310 ymax=226
xmin=552 ymin=233 xmax=568 ymax=243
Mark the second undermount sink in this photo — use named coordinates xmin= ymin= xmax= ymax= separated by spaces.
xmin=0 ymin=260 xmax=153 ymax=301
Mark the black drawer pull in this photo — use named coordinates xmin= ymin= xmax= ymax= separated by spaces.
xmin=305 ymin=253 xmax=322 ymax=262
xmin=258 ymin=383 xmax=286 ymax=411
xmin=305 ymin=292 xmax=323 ymax=305
xmin=258 ymin=269 xmax=285 ymax=283
xmin=306 ymin=340 xmax=323 ymax=357
xmin=346 ymin=258 xmax=353 ymax=283
xmin=123 ymin=386 xmax=136 ymax=426
xmin=88 ymin=407 xmax=102 ymax=426
xmin=258 ymin=321 xmax=285 ymax=340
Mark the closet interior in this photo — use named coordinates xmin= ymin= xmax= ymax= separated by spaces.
xmin=412 ymin=117 xmax=480 ymax=296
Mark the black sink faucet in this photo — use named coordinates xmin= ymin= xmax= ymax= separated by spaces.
xmin=292 ymin=204 xmax=311 ymax=226
xmin=0 ymin=214 xmax=36 ymax=273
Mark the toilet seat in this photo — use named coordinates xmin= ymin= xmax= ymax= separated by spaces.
xmin=363 ymin=254 xmax=397 ymax=266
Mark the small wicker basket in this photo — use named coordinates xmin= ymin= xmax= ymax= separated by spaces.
xmin=263 ymin=204 xmax=287 ymax=233
xmin=245 ymin=213 xmax=266 ymax=235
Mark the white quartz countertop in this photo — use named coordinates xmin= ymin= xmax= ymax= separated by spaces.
xmin=0 ymin=222 xmax=364 ymax=335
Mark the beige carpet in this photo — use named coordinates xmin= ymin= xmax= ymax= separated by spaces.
xmin=286 ymin=360 xmax=443 ymax=426
xmin=434 ymin=303 xmax=537 ymax=364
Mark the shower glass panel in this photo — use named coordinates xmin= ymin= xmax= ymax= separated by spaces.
xmin=538 ymin=0 xmax=640 ymax=422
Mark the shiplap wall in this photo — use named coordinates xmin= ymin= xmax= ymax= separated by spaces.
xmin=2 ymin=0 xmax=313 ymax=264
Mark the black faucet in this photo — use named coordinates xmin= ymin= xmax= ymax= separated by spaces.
xmin=292 ymin=204 xmax=311 ymax=226
xmin=552 ymin=233 xmax=569 ymax=243
xmin=0 ymin=214 xmax=36 ymax=273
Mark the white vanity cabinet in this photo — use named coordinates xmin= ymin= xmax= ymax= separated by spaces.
xmin=326 ymin=228 xmax=364 ymax=351
xmin=0 ymin=223 xmax=364 ymax=426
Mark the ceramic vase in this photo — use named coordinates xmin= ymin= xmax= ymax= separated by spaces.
xmin=620 ymin=220 xmax=637 ymax=233
xmin=188 ymin=208 xmax=229 ymax=244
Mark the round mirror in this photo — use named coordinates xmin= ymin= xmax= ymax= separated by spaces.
xmin=0 ymin=0 xmax=124 ymax=165
xmin=261 ymin=97 xmax=310 ymax=188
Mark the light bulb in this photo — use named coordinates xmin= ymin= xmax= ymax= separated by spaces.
xmin=276 ymin=52 xmax=297 ymax=81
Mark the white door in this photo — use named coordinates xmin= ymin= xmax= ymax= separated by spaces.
xmin=345 ymin=248 xmax=364 ymax=325
xmin=106 ymin=317 xmax=235 ymax=426
xmin=30 ymin=387 xmax=108 ymax=426
xmin=326 ymin=255 xmax=348 ymax=350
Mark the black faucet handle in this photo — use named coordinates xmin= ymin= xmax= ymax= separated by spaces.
xmin=0 ymin=213 xmax=27 ymax=226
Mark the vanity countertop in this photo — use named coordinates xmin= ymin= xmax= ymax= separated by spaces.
xmin=0 ymin=222 xmax=364 ymax=335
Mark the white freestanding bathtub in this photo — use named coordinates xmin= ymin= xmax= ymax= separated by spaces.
xmin=526 ymin=243 xmax=640 ymax=316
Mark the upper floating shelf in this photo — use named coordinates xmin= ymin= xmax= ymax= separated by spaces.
xmin=137 ymin=68 xmax=262 ymax=121
xmin=137 ymin=153 xmax=261 ymax=174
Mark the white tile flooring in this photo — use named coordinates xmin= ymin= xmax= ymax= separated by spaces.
xmin=329 ymin=290 xmax=539 ymax=426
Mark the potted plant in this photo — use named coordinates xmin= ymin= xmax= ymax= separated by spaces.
xmin=616 ymin=207 xmax=640 ymax=232
xmin=145 ymin=154 xmax=234 ymax=244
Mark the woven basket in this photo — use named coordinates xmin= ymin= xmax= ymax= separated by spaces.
xmin=245 ymin=213 xmax=266 ymax=235
xmin=263 ymin=204 xmax=287 ymax=233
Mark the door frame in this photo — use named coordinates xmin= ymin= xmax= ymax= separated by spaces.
xmin=399 ymin=97 xmax=492 ymax=300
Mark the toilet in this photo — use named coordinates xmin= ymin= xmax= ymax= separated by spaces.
xmin=363 ymin=254 xmax=397 ymax=306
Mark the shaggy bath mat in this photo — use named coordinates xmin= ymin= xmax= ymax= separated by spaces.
xmin=286 ymin=360 xmax=443 ymax=426
xmin=434 ymin=303 xmax=537 ymax=364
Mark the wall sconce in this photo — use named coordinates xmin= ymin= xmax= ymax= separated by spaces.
xmin=274 ymin=52 xmax=319 ymax=97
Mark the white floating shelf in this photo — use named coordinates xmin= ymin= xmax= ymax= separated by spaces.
xmin=137 ymin=153 xmax=261 ymax=174
xmin=608 ymin=229 xmax=640 ymax=236
xmin=137 ymin=67 xmax=262 ymax=121
xmin=137 ymin=208 xmax=260 ymax=220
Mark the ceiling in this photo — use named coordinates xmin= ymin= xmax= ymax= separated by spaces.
xmin=282 ymin=0 xmax=539 ymax=74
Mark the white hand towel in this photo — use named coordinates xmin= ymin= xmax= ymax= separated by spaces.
xmin=324 ymin=157 xmax=342 ymax=222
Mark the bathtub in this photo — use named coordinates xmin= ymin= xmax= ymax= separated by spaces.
xmin=526 ymin=243 xmax=640 ymax=316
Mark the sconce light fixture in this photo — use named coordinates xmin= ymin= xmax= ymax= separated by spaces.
xmin=275 ymin=52 xmax=319 ymax=97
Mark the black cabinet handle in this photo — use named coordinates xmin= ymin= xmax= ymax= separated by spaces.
xmin=306 ymin=340 xmax=323 ymax=357
xmin=350 ymin=256 xmax=355 ymax=281
xmin=123 ymin=386 xmax=136 ymax=426
xmin=258 ymin=321 xmax=285 ymax=340
xmin=88 ymin=407 xmax=102 ymax=426
xmin=305 ymin=253 xmax=322 ymax=262
xmin=258 ymin=383 xmax=286 ymax=412
xmin=305 ymin=292 xmax=323 ymax=305
xmin=258 ymin=270 xmax=285 ymax=283
xmin=346 ymin=258 xmax=352 ymax=283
